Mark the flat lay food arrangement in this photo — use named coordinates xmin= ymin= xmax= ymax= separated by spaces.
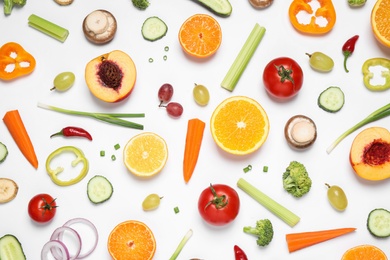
xmin=1 ymin=0 xmax=390 ymax=259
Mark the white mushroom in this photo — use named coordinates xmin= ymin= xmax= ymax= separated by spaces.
xmin=249 ymin=0 xmax=274 ymax=9
xmin=284 ymin=115 xmax=317 ymax=149
xmin=83 ymin=10 xmax=117 ymax=44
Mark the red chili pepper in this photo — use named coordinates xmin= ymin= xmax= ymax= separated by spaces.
xmin=50 ymin=126 xmax=92 ymax=141
xmin=342 ymin=35 xmax=359 ymax=73
xmin=234 ymin=245 xmax=248 ymax=260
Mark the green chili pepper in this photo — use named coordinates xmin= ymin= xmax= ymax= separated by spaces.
xmin=362 ymin=58 xmax=390 ymax=91
xmin=348 ymin=0 xmax=366 ymax=7
xmin=45 ymin=146 xmax=89 ymax=186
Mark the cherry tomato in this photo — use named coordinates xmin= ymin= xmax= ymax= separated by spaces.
xmin=28 ymin=193 xmax=57 ymax=223
xmin=263 ymin=57 xmax=304 ymax=100
xmin=198 ymin=184 xmax=240 ymax=226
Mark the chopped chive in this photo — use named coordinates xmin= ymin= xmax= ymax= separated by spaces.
xmin=174 ymin=206 xmax=180 ymax=214
xmin=111 ymin=155 xmax=116 ymax=161
xmin=114 ymin=144 xmax=120 ymax=150
xmin=163 ymin=55 xmax=167 ymax=61
xmin=221 ymin=23 xmax=266 ymax=92
xmin=149 ymin=58 xmax=154 ymax=63
xmin=263 ymin=166 xmax=268 ymax=172
xmin=100 ymin=150 xmax=105 ymax=157
xmin=28 ymin=14 xmax=69 ymax=42
xmin=243 ymin=164 xmax=252 ymax=173
xmin=164 ymin=46 xmax=169 ymax=51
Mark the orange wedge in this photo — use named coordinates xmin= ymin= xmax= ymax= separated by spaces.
xmin=123 ymin=132 xmax=168 ymax=178
xmin=341 ymin=244 xmax=387 ymax=260
xmin=210 ymin=96 xmax=269 ymax=155
xmin=371 ymin=0 xmax=390 ymax=47
xmin=108 ymin=220 xmax=156 ymax=260
xmin=178 ymin=14 xmax=222 ymax=58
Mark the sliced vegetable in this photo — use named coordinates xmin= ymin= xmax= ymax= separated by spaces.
xmin=367 ymin=208 xmax=390 ymax=237
xmin=285 ymin=227 xmax=356 ymax=253
xmin=38 ymin=102 xmax=144 ymax=129
xmin=50 ymin=126 xmax=92 ymax=140
xmin=318 ymin=86 xmax=345 ymax=113
xmin=0 ymin=142 xmax=8 ymax=162
xmin=41 ymin=240 xmax=69 ymax=260
xmin=191 ymin=0 xmax=232 ymax=17
xmin=3 ymin=109 xmax=38 ymax=169
xmin=0 ymin=178 xmax=18 ymax=203
xmin=249 ymin=0 xmax=273 ymax=9
xmin=46 ymin=146 xmax=89 ymax=186
xmin=169 ymin=229 xmax=193 ymax=260
xmin=142 ymin=16 xmax=168 ymax=41
xmin=221 ymin=23 xmax=266 ymax=92
xmin=0 ymin=234 xmax=26 ymax=260
xmin=28 ymin=14 xmax=69 ymax=42
xmin=0 ymin=42 xmax=36 ymax=81
xmin=87 ymin=175 xmax=113 ymax=204
xmin=326 ymin=101 xmax=390 ymax=153
xmin=50 ymin=227 xmax=81 ymax=259
xmin=362 ymin=57 xmax=390 ymax=91
xmin=237 ymin=178 xmax=300 ymax=227
xmin=183 ymin=118 xmax=205 ymax=183
xmin=174 ymin=206 xmax=180 ymax=214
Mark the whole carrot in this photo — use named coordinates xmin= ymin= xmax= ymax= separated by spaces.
xmin=3 ymin=110 xmax=38 ymax=169
xmin=183 ymin=118 xmax=205 ymax=183
xmin=286 ymin=227 xmax=356 ymax=253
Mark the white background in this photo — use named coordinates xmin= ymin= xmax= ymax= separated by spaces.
xmin=1 ymin=0 xmax=390 ymax=259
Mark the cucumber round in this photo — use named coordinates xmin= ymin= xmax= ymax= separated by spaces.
xmin=141 ymin=16 xmax=167 ymax=42
xmin=367 ymin=208 xmax=390 ymax=238
xmin=318 ymin=86 xmax=345 ymax=113
xmin=87 ymin=175 xmax=113 ymax=204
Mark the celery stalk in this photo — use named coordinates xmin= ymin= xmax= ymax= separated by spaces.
xmin=237 ymin=178 xmax=300 ymax=227
xmin=221 ymin=23 xmax=266 ymax=92
xmin=28 ymin=14 xmax=69 ymax=42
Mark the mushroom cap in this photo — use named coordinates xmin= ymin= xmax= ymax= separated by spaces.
xmin=284 ymin=115 xmax=317 ymax=149
xmin=82 ymin=9 xmax=117 ymax=45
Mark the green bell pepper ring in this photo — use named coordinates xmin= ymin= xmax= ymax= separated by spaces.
xmin=46 ymin=146 xmax=89 ymax=186
xmin=362 ymin=58 xmax=390 ymax=91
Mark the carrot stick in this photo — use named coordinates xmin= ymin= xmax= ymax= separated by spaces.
xmin=183 ymin=118 xmax=205 ymax=183
xmin=286 ymin=227 xmax=356 ymax=253
xmin=3 ymin=110 xmax=38 ymax=169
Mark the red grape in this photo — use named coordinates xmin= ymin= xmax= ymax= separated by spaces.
xmin=166 ymin=102 xmax=183 ymax=117
xmin=158 ymin=83 xmax=174 ymax=104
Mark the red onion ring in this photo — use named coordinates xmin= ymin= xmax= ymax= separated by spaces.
xmin=41 ymin=240 xmax=69 ymax=260
xmin=62 ymin=218 xmax=99 ymax=259
xmin=50 ymin=226 xmax=82 ymax=260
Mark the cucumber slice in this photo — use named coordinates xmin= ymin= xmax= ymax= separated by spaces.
xmin=192 ymin=0 xmax=232 ymax=17
xmin=0 ymin=234 xmax=26 ymax=260
xmin=87 ymin=175 xmax=113 ymax=204
xmin=141 ymin=16 xmax=167 ymax=42
xmin=0 ymin=142 xmax=8 ymax=163
xmin=318 ymin=86 xmax=345 ymax=113
xmin=367 ymin=208 xmax=390 ymax=238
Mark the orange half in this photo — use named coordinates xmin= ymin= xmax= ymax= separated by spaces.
xmin=371 ymin=0 xmax=390 ymax=47
xmin=341 ymin=244 xmax=387 ymax=260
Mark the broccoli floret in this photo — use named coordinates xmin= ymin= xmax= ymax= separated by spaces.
xmin=4 ymin=0 xmax=26 ymax=15
xmin=131 ymin=0 xmax=150 ymax=10
xmin=243 ymin=219 xmax=274 ymax=247
xmin=283 ymin=161 xmax=312 ymax=198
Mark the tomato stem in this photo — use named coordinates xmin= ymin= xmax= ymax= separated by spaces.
xmin=205 ymin=183 xmax=228 ymax=210
xmin=274 ymin=64 xmax=295 ymax=87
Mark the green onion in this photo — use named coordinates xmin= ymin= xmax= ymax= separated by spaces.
xmin=149 ymin=58 xmax=154 ymax=63
xmin=169 ymin=229 xmax=193 ymax=260
xmin=37 ymin=102 xmax=144 ymax=129
xmin=327 ymin=102 xmax=390 ymax=153
xmin=100 ymin=150 xmax=105 ymax=157
xmin=174 ymin=206 xmax=180 ymax=214
xmin=164 ymin=46 xmax=169 ymax=51
xmin=114 ymin=144 xmax=120 ymax=150
xmin=221 ymin=23 xmax=266 ymax=92
xmin=28 ymin=14 xmax=69 ymax=42
xmin=243 ymin=164 xmax=252 ymax=173
xmin=237 ymin=178 xmax=300 ymax=227
xmin=263 ymin=166 xmax=268 ymax=172
xmin=111 ymin=155 xmax=116 ymax=161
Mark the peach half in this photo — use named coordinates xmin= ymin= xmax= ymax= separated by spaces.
xmin=349 ymin=127 xmax=390 ymax=181
xmin=85 ymin=50 xmax=136 ymax=103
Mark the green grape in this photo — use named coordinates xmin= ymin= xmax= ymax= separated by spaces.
xmin=51 ymin=72 xmax=75 ymax=91
xmin=142 ymin=193 xmax=162 ymax=211
xmin=306 ymin=52 xmax=334 ymax=72
xmin=193 ymin=83 xmax=210 ymax=106
xmin=325 ymin=183 xmax=348 ymax=211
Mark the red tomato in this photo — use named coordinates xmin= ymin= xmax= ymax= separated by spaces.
xmin=198 ymin=184 xmax=240 ymax=226
xmin=28 ymin=193 xmax=57 ymax=223
xmin=263 ymin=57 xmax=303 ymax=100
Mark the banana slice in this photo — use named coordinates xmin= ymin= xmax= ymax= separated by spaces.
xmin=0 ymin=178 xmax=18 ymax=203
xmin=54 ymin=0 xmax=74 ymax=5
xmin=83 ymin=10 xmax=117 ymax=44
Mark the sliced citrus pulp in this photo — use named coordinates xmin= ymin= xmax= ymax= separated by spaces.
xmin=371 ymin=0 xmax=390 ymax=48
xmin=178 ymin=13 xmax=222 ymax=58
xmin=107 ymin=220 xmax=156 ymax=260
xmin=210 ymin=96 xmax=270 ymax=155
xmin=123 ymin=132 xmax=168 ymax=177
xmin=341 ymin=244 xmax=387 ymax=260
